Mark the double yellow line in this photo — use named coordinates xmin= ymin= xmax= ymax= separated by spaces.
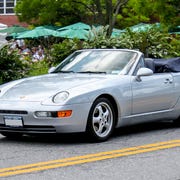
xmin=0 ymin=139 xmax=180 ymax=177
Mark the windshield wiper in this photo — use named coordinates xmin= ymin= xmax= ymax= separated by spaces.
xmin=54 ymin=70 xmax=75 ymax=73
xmin=78 ymin=71 xmax=106 ymax=74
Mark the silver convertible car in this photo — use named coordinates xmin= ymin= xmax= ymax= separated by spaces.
xmin=0 ymin=49 xmax=180 ymax=141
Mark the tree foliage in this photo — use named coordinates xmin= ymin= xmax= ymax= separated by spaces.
xmin=50 ymin=39 xmax=83 ymax=65
xmin=16 ymin=0 xmax=179 ymax=32
xmin=121 ymin=0 xmax=180 ymax=28
xmin=15 ymin=0 xmax=85 ymax=25
xmin=16 ymin=0 xmax=129 ymax=35
xmin=83 ymin=26 xmax=180 ymax=58
xmin=0 ymin=47 xmax=28 ymax=83
xmin=48 ymin=26 xmax=180 ymax=67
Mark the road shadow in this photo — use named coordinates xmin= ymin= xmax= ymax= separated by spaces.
xmin=114 ymin=120 xmax=179 ymax=137
xmin=0 ymin=132 xmax=88 ymax=144
xmin=0 ymin=121 xmax=179 ymax=144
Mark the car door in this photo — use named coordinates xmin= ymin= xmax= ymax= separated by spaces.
xmin=131 ymin=73 xmax=175 ymax=115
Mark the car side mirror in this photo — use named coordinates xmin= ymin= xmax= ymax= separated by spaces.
xmin=136 ymin=67 xmax=153 ymax=81
xmin=48 ymin=67 xmax=56 ymax=74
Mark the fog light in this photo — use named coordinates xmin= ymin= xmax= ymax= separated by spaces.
xmin=35 ymin=111 xmax=52 ymax=117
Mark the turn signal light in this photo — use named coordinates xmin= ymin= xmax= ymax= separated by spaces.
xmin=57 ymin=110 xmax=72 ymax=118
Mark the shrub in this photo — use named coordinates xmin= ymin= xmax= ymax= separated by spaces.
xmin=27 ymin=60 xmax=49 ymax=77
xmin=82 ymin=26 xmax=180 ymax=58
xmin=118 ymin=28 xmax=180 ymax=58
xmin=83 ymin=26 xmax=113 ymax=49
xmin=49 ymin=39 xmax=83 ymax=65
xmin=2 ymin=27 xmax=178 ymax=83
xmin=0 ymin=46 xmax=29 ymax=84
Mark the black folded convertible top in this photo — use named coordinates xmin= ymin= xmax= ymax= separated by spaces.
xmin=154 ymin=57 xmax=180 ymax=73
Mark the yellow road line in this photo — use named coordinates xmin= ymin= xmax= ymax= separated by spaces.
xmin=0 ymin=139 xmax=179 ymax=173
xmin=0 ymin=139 xmax=180 ymax=177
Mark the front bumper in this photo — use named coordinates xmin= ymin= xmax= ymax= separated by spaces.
xmin=0 ymin=124 xmax=56 ymax=134
xmin=0 ymin=101 xmax=92 ymax=134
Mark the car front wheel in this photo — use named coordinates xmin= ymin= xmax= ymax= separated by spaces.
xmin=86 ymin=98 xmax=116 ymax=142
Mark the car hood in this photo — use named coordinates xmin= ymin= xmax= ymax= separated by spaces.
xmin=0 ymin=73 xmax=106 ymax=101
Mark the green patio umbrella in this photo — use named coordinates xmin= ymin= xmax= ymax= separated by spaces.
xmin=43 ymin=25 xmax=61 ymax=30
xmin=0 ymin=25 xmax=28 ymax=34
xmin=169 ymin=26 xmax=180 ymax=35
xmin=58 ymin=22 xmax=91 ymax=31
xmin=57 ymin=28 xmax=89 ymax=40
xmin=111 ymin=28 xmax=126 ymax=37
xmin=57 ymin=22 xmax=91 ymax=40
xmin=129 ymin=23 xmax=160 ymax=32
xmin=5 ymin=32 xmax=21 ymax=40
xmin=16 ymin=26 xmax=62 ymax=39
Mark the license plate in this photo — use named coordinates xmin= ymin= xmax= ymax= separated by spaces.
xmin=4 ymin=116 xmax=23 ymax=127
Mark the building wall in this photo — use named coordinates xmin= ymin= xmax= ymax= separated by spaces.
xmin=0 ymin=0 xmax=17 ymax=15
xmin=0 ymin=0 xmax=27 ymax=27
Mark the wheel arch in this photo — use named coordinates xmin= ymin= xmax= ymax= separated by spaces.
xmin=94 ymin=94 xmax=119 ymax=127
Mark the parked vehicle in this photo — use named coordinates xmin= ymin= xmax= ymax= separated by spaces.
xmin=0 ymin=49 xmax=179 ymax=141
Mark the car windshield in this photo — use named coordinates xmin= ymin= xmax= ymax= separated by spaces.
xmin=53 ymin=50 xmax=137 ymax=74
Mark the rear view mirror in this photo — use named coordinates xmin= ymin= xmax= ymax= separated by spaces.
xmin=48 ymin=67 xmax=56 ymax=73
xmin=136 ymin=67 xmax=153 ymax=81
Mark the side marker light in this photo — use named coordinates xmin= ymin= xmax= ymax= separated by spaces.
xmin=57 ymin=110 xmax=72 ymax=118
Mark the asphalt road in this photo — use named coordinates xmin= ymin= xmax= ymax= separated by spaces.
xmin=0 ymin=121 xmax=180 ymax=180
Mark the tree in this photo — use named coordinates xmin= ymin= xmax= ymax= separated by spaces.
xmin=84 ymin=0 xmax=129 ymax=35
xmin=15 ymin=0 xmax=179 ymax=35
xmin=120 ymin=0 xmax=180 ymax=28
xmin=15 ymin=0 xmax=85 ymax=25
xmin=15 ymin=0 xmax=129 ymax=35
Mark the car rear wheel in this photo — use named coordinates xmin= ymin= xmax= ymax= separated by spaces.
xmin=173 ymin=118 xmax=180 ymax=126
xmin=86 ymin=98 xmax=116 ymax=142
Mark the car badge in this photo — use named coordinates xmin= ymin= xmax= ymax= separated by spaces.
xmin=20 ymin=96 xmax=26 ymax=99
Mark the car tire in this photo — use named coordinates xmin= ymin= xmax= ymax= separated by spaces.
xmin=0 ymin=132 xmax=23 ymax=139
xmin=173 ymin=118 xmax=180 ymax=126
xmin=86 ymin=97 xmax=116 ymax=142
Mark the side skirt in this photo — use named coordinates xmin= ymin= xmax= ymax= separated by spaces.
xmin=116 ymin=109 xmax=177 ymax=127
